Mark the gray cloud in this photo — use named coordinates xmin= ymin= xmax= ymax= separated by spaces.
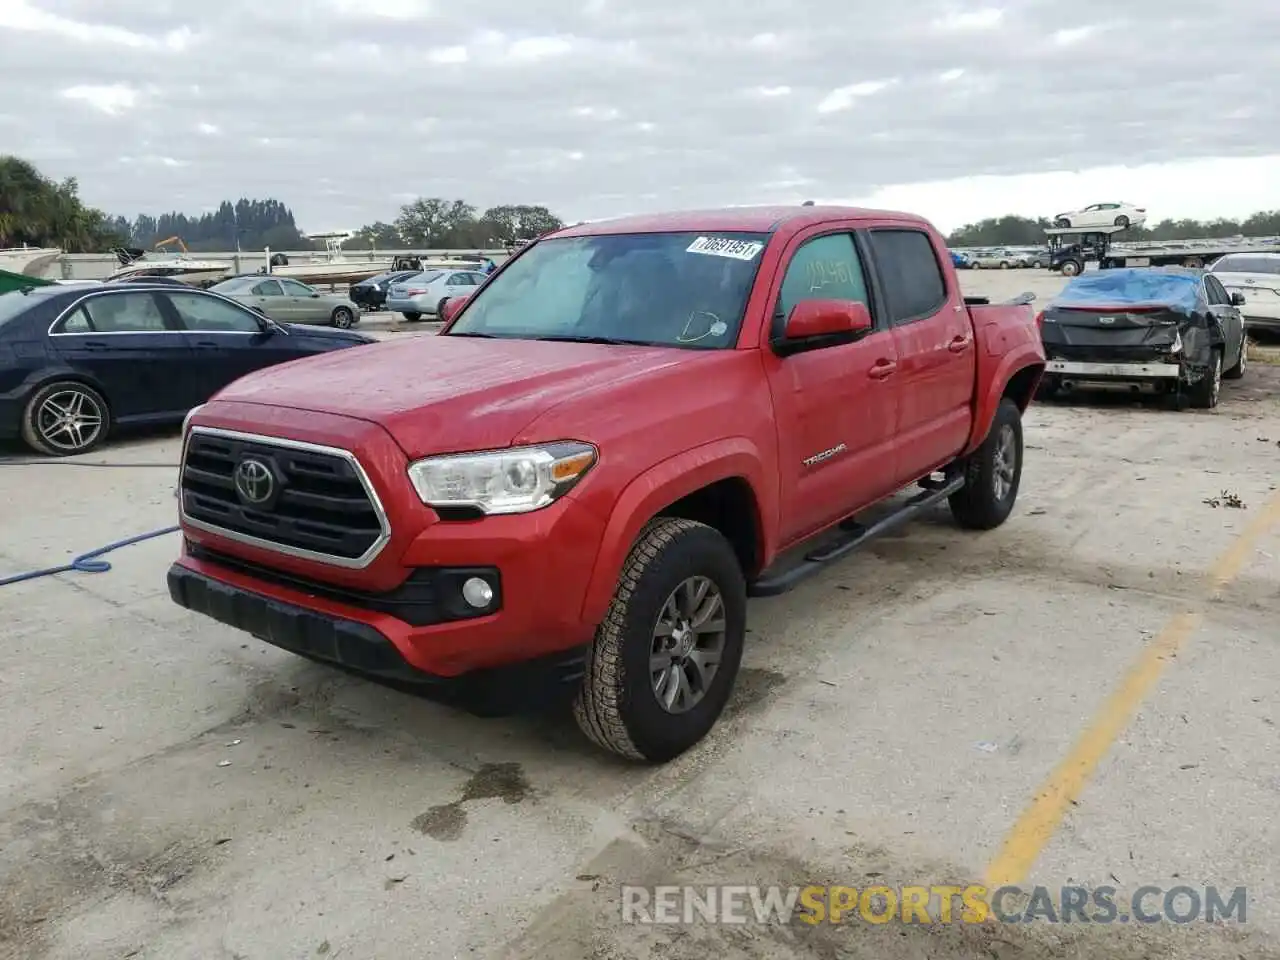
xmin=3 ymin=0 xmax=1280 ymax=230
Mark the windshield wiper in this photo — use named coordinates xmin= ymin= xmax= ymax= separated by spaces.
xmin=446 ymin=331 xmax=498 ymax=338
xmin=533 ymin=334 xmax=658 ymax=346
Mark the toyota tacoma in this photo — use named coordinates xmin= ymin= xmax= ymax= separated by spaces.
xmin=168 ymin=205 xmax=1046 ymax=763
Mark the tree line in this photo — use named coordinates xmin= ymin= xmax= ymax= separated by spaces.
xmin=946 ymin=211 xmax=1280 ymax=247
xmin=345 ymin=199 xmax=564 ymax=250
xmin=0 ymin=155 xmax=119 ymax=253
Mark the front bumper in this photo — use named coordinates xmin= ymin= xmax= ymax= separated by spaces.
xmin=168 ymin=559 xmax=587 ymax=713
xmin=1045 ymin=359 xmax=1181 ymax=379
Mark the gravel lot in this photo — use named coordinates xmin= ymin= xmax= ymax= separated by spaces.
xmin=2 ymin=269 xmax=1279 ymax=960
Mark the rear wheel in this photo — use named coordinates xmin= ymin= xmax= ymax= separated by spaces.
xmin=1186 ymin=348 xmax=1222 ymax=408
xmin=402 ymin=312 xmax=421 ymax=322
xmin=21 ymin=381 xmax=111 ymax=457
xmin=949 ymin=397 xmax=1023 ymax=530
xmin=1060 ymin=259 xmax=1082 ymax=277
xmin=436 ymin=297 xmax=450 ymax=318
xmin=999 ymin=261 xmax=1010 ymax=269
xmin=573 ymin=517 xmax=747 ymax=763
xmin=1055 ymin=218 xmax=1071 ymax=228
xmin=1114 ymin=215 xmax=1130 ymax=228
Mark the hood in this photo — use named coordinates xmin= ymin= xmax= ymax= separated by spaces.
xmin=211 ymin=334 xmax=697 ymax=457
xmin=1211 ymin=271 xmax=1280 ymax=292
xmin=281 ymin=323 xmax=374 ymax=344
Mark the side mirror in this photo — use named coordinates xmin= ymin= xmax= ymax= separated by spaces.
xmin=310 ymin=292 xmax=321 ymax=298
xmin=1230 ymin=292 xmax=1246 ymax=306
xmin=778 ymin=299 xmax=872 ymax=353
xmin=440 ymin=296 xmax=469 ymax=323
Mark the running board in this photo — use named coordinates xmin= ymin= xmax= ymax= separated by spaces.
xmin=747 ymin=475 xmax=965 ymax=598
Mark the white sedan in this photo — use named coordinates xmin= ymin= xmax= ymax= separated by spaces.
xmin=1208 ymin=253 xmax=1280 ymax=333
xmin=385 ymin=268 xmax=488 ymax=322
xmin=1052 ymin=202 xmax=1147 ymax=231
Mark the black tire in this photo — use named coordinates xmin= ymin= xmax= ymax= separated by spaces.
xmin=573 ymin=517 xmax=747 ymax=763
xmin=1060 ymin=260 xmax=1082 ymax=277
xmin=436 ymin=297 xmax=450 ymax=318
xmin=1055 ymin=218 xmax=1071 ymax=228
xmin=999 ymin=261 xmax=1010 ymax=269
xmin=20 ymin=380 xmax=112 ymax=457
xmin=948 ymin=397 xmax=1023 ymax=530
xmin=1223 ymin=337 xmax=1248 ymax=380
xmin=1114 ymin=215 xmax=1130 ymax=228
xmin=1031 ymin=259 xmax=1043 ymax=269
xmin=1187 ymin=347 xmax=1222 ymax=408
xmin=402 ymin=312 xmax=421 ymax=322
xmin=331 ymin=307 xmax=355 ymax=328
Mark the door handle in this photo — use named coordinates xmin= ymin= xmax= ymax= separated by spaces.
xmin=948 ymin=335 xmax=972 ymax=353
xmin=81 ymin=340 xmax=109 ymax=350
xmin=868 ymin=359 xmax=897 ymax=379
xmin=193 ymin=340 xmax=219 ymax=348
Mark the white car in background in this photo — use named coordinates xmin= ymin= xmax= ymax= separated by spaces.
xmin=1208 ymin=253 xmax=1280 ymax=333
xmin=384 ymin=268 xmax=488 ymax=322
xmin=1052 ymin=202 xmax=1147 ymax=230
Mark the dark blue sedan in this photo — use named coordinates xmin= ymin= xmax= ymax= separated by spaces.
xmin=0 ymin=281 xmax=376 ymax=456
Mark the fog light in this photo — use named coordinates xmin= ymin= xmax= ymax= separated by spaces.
xmin=461 ymin=576 xmax=494 ymax=609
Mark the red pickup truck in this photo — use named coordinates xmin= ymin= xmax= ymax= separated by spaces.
xmin=168 ymin=205 xmax=1045 ymax=763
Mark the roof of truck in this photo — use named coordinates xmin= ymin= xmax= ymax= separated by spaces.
xmin=551 ymin=205 xmax=932 ymax=238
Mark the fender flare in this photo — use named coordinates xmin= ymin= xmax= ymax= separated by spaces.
xmin=578 ymin=437 xmax=773 ymax=624
xmin=964 ymin=347 xmax=1044 ymax=453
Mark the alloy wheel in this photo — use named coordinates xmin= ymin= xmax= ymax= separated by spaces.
xmin=36 ymin=388 xmax=104 ymax=453
xmin=649 ymin=576 xmax=727 ymax=714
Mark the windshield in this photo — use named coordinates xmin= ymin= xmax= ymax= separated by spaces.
xmin=447 ymin=230 xmax=770 ymax=348
xmin=1210 ymin=255 xmax=1280 ymax=275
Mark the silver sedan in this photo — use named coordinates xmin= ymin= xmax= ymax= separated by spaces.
xmin=385 ymin=269 xmax=488 ymax=322
xmin=207 ymin=276 xmax=362 ymax=328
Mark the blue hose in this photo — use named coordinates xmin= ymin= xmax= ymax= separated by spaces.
xmin=0 ymin=525 xmax=180 ymax=587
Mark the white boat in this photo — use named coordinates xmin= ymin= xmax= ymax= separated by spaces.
xmin=264 ymin=232 xmax=394 ymax=284
xmin=106 ymin=237 xmax=231 ymax=286
xmin=0 ymin=245 xmax=62 ymax=278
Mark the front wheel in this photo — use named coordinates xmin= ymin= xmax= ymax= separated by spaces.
xmin=1223 ymin=337 xmax=1248 ymax=380
xmin=20 ymin=380 xmax=112 ymax=457
xmin=1060 ymin=260 xmax=1082 ymax=277
xmin=573 ymin=517 xmax=747 ymax=763
xmin=331 ymin=307 xmax=355 ymax=328
xmin=949 ymin=397 xmax=1023 ymax=530
xmin=402 ymin=312 xmax=421 ymax=322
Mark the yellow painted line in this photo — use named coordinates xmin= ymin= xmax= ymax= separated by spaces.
xmin=984 ymin=489 xmax=1280 ymax=889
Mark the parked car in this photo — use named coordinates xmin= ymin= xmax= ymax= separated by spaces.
xmin=349 ymin=270 xmax=420 ymax=312
xmin=949 ymin=250 xmax=972 ymax=269
xmin=1206 ymin=253 xmax=1280 ymax=334
xmin=169 ymin=203 xmax=1045 ymax=763
xmin=385 ymin=269 xmax=489 ymax=321
xmin=207 ymin=275 xmax=362 ymax=328
xmin=1052 ymin=202 xmax=1147 ymax=231
xmin=1037 ymin=267 xmax=1247 ymax=408
xmin=970 ymin=249 xmax=1024 ymax=269
xmin=0 ymin=282 xmax=375 ymax=456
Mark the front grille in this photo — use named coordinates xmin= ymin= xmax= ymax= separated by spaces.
xmin=181 ymin=427 xmax=388 ymax=566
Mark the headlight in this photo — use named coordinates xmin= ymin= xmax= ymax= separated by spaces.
xmin=407 ymin=441 xmax=597 ymax=515
xmin=182 ymin=403 xmax=205 ymax=436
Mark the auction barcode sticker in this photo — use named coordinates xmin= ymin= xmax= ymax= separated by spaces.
xmin=686 ymin=236 xmax=765 ymax=261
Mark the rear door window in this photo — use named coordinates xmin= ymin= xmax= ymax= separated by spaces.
xmin=868 ymin=229 xmax=948 ymax=325
xmin=78 ymin=292 xmax=170 ymax=332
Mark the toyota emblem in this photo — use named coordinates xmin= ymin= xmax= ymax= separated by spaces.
xmin=234 ymin=458 xmax=275 ymax=505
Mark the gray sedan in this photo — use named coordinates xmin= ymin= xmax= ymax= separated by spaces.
xmin=208 ymin=276 xmax=362 ymax=328
xmin=385 ymin=269 xmax=488 ymax=321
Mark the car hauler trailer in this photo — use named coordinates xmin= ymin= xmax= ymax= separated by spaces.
xmin=1045 ymin=224 xmax=1280 ymax=276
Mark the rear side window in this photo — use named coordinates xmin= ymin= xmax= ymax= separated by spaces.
xmin=79 ymin=292 xmax=168 ymax=332
xmin=869 ymin=229 xmax=948 ymax=324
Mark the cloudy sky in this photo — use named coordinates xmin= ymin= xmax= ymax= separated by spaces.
xmin=2 ymin=0 xmax=1279 ymax=235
